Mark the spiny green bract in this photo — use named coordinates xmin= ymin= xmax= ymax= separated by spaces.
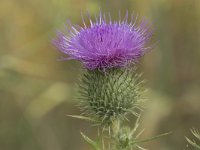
xmin=78 ymin=68 xmax=145 ymax=125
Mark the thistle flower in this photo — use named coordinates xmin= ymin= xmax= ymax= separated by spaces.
xmin=53 ymin=12 xmax=158 ymax=149
xmin=53 ymin=12 xmax=152 ymax=125
xmin=53 ymin=12 xmax=152 ymax=70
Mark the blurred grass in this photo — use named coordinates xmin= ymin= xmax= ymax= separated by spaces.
xmin=0 ymin=0 xmax=200 ymax=150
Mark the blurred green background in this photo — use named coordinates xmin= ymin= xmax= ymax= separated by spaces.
xmin=0 ymin=0 xmax=200 ymax=149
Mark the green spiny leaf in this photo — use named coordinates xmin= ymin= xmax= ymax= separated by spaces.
xmin=186 ymin=128 xmax=200 ymax=149
xmin=80 ymin=132 xmax=101 ymax=150
xmin=191 ymin=128 xmax=200 ymax=141
xmin=67 ymin=115 xmax=97 ymax=122
xmin=131 ymin=132 xmax=172 ymax=145
xmin=186 ymin=137 xmax=200 ymax=149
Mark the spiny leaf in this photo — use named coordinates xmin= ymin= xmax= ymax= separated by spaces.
xmin=67 ymin=115 xmax=97 ymax=122
xmin=186 ymin=128 xmax=200 ymax=149
xmin=131 ymin=132 xmax=172 ymax=145
xmin=191 ymin=128 xmax=200 ymax=141
xmin=80 ymin=132 xmax=101 ymax=150
xmin=186 ymin=137 xmax=200 ymax=149
xmin=130 ymin=115 xmax=141 ymax=138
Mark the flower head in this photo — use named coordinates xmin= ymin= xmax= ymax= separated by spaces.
xmin=53 ymin=12 xmax=152 ymax=70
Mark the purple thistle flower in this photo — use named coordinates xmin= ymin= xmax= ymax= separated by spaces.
xmin=53 ymin=12 xmax=152 ymax=70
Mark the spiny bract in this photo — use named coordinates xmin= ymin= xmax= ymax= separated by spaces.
xmin=78 ymin=68 xmax=145 ymax=125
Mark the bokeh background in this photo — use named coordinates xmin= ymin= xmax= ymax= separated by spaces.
xmin=0 ymin=0 xmax=200 ymax=150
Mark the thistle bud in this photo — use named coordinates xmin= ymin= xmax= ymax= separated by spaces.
xmin=78 ymin=68 xmax=144 ymax=125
